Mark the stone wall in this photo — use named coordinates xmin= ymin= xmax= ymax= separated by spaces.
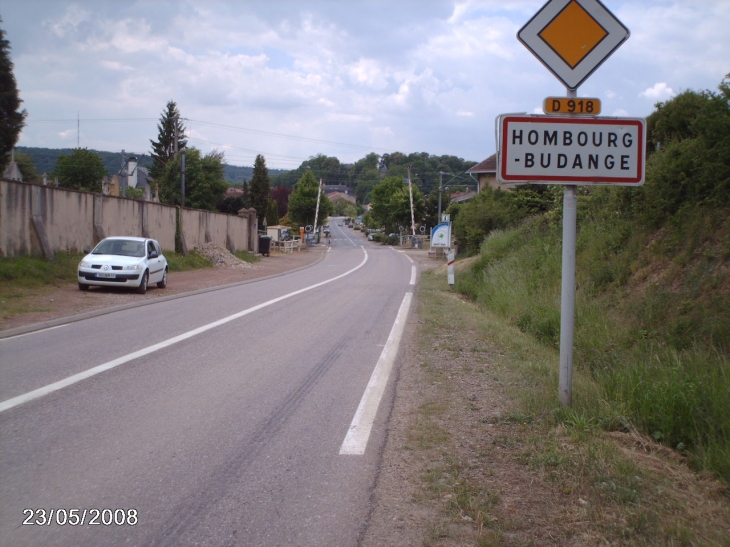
xmin=0 ymin=179 xmax=257 ymax=258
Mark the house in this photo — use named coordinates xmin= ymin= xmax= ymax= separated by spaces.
xmin=327 ymin=191 xmax=356 ymax=205
xmin=450 ymin=189 xmax=478 ymax=204
xmin=466 ymin=153 xmax=518 ymax=192
xmin=225 ymin=187 xmax=244 ymax=198
xmin=323 ymin=184 xmax=353 ymax=196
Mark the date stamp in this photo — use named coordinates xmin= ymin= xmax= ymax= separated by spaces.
xmin=23 ymin=508 xmax=138 ymax=526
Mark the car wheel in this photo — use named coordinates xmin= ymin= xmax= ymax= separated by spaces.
xmin=78 ymin=283 xmax=89 ymax=291
xmin=136 ymin=271 xmax=149 ymax=294
xmin=157 ymin=268 xmax=168 ymax=289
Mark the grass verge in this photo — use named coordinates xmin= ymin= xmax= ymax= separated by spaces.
xmin=405 ymin=266 xmax=730 ymax=546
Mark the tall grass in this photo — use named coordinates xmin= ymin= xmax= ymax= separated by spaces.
xmin=454 ymin=208 xmax=730 ymax=483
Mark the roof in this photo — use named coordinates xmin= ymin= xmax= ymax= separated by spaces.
xmin=466 ymin=153 xmax=496 ymax=174
xmin=450 ymin=189 xmax=478 ymax=203
xmin=323 ymin=185 xmax=352 ymax=195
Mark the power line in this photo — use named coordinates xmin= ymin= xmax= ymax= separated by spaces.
xmin=187 ymin=119 xmax=394 ymax=153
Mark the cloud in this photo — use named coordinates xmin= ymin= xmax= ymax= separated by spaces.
xmin=5 ymin=1 xmax=730 ymax=169
xmin=640 ymin=82 xmax=675 ymax=101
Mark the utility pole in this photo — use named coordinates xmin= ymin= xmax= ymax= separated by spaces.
xmin=438 ymin=171 xmax=447 ymax=220
xmin=173 ymin=115 xmax=179 ymax=158
xmin=313 ymin=179 xmax=323 ymax=242
xmin=174 ymin=115 xmax=185 ymax=207
xmin=181 ymin=149 xmax=186 ymax=208
xmin=407 ymin=166 xmax=416 ymax=236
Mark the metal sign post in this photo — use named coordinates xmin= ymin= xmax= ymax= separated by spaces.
xmin=503 ymin=0 xmax=636 ymax=406
xmin=560 ymin=91 xmax=578 ymax=407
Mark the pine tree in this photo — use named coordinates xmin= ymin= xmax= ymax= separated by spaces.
xmin=0 ymin=18 xmax=27 ymax=171
xmin=149 ymin=100 xmax=186 ymax=181
xmin=249 ymin=154 xmax=270 ymax=228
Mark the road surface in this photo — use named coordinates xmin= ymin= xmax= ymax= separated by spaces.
xmin=0 ymin=221 xmax=416 ymax=546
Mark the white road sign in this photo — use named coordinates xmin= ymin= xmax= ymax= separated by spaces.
xmin=430 ymin=223 xmax=451 ymax=248
xmin=496 ymin=114 xmax=646 ymax=185
xmin=517 ymin=0 xmax=629 ymax=90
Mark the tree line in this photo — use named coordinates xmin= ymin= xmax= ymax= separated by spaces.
xmin=3 ymin=16 xmax=478 ymax=235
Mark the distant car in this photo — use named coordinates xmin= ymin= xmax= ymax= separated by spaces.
xmin=368 ymin=234 xmax=374 ymax=241
xmin=78 ymin=236 xmax=168 ymax=294
xmin=348 ymin=223 xmax=354 ymax=228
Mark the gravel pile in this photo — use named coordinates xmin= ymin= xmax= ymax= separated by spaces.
xmin=193 ymin=242 xmax=253 ymax=269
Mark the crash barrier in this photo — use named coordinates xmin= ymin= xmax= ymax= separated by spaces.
xmin=0 ymin=179 xmax=258 ymax=258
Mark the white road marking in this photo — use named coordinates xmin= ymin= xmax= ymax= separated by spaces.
xmin=340 ymin=291 xmax=413 ymax=455
xmin=0 ymin=324 xmax=68 ymax=341
xmin=388 ymin=247 xmax=416 ymax=284
xmin=0 ymin=249 xmax=370 ymax=413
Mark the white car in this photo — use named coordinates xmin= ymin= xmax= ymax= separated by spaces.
xmin=78 ymin=237 xmax=168 ymax=294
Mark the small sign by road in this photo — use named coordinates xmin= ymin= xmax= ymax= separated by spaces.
xmin=496 ymin=114 xmax=645 ymax=185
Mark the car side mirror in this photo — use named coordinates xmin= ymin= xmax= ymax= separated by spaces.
xmin=83 ymin=249 xmax=90 ymax=254
xmin=149 ymin=251 xmax=158 ymax=259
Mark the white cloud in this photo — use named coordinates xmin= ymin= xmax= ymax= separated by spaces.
xmin=640 ymin=82 xmax=675 ymax=101
xmin=4 ymin=1 xmax=730 ymax=168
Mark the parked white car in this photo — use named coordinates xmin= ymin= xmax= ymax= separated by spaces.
xmin=78 ymin=237 xmax=168 ymax=294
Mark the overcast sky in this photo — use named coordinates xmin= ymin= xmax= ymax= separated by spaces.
xmin=3 ymin=0 xmax=729 ymax=170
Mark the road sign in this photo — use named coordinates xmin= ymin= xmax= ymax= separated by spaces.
xmin=544 ymin=96 xmax=601 ymax=115
xmin=430 ymin=223 xmax=451 ymax=248
xmin=517 ymin=0 xmax=629 ymax=90
xmin=496 ymin=114 xmax=645 ymax=185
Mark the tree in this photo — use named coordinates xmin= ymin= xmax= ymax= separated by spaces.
xmin=14 ymin=151 xmax=40 ymax=183
xmin=158 ymin=148 xmax=228 ymax=211
xmin=52 ymin=148 xmax=107 ymax=192
xmin=368 ymin=176 xmax=425 ymax=233
xmin=149 ymin=100 xmax=186 ymax=181
xmin=217 ymin=195 xmax=246 ymax=214
xmin=0 ymin=18 xmax=27 ymax=171
xmin=270 ymin=184 xmax=291 ymax=218
xmin=249 ymin=154 xmax=271 ymax=227
xmin=266 ymin=200 xmax=279 ymax=227
xmin=288 ymin=170 xmax=333 ymax=228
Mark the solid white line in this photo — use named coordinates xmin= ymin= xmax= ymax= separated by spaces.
xmin=339 ymin=291 xmax=413 ymax=455
xmin=0 ymin=249 xmax=369 ymax=413
xmin=0 ymin=324 xmax=68 ymax=341
xmin=410 ymin=265 xmax=417 ymax=285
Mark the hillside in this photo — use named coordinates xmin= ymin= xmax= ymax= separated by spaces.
xmin=450 ymin=76 xmax=730 ymax=483
xmin=14 ymin=146 xmax=288 ymax=184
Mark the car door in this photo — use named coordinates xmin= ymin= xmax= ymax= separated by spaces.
xmin=146 ymin=240 xmax=163 ymax=283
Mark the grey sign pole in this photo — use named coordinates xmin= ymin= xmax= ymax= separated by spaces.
xmin=558 ymin=87 xmax=578 ymax=406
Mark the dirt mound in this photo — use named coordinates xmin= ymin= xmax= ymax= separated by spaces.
xmin=193 ymin=243 xmax=252 ymax=268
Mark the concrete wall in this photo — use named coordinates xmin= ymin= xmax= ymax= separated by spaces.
xmin=0 ymin=179 xmax=257 ymax=257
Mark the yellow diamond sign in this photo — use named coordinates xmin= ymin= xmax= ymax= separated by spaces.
xmin=518 ymin=0 xmax=629 ymax=90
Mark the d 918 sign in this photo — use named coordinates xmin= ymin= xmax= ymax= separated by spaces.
xmin=543 ymin=97 xmax=601 ymax=115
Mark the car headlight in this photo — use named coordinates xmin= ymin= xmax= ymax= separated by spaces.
xmin=123 ymin=264 xmax=144 ymax=270
xmin=79 ymin=260 xmax=91 ymax=268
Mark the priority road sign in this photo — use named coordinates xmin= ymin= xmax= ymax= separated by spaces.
xmin=517 ymin=0 xmax=630 ymax=90
xmin=496 ymin=114 xmax=645 ymax=185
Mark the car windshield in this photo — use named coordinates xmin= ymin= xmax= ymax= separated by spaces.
xmin=92 ymin=239 xmax=145 ymax=257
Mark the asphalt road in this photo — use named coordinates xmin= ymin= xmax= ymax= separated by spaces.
xmin=0 ymin=222 xmax=416 ymax=547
